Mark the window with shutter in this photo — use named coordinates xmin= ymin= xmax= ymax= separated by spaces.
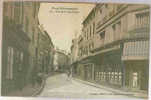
xmin=6 ymin=47 xmax=14 ymax=80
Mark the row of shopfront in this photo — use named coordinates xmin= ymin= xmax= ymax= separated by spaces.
xmin=2 ymin=19 xmax=31 ymax=95
xmin=72 ymin=40 xmax=149 ymax=91
xmin=71 ymin=3 xmax=149 ymax=92
xmin=2 ymin=2 xmax=54 ymax=95
xmin=2 ymin=22 xmax=54 ymax=96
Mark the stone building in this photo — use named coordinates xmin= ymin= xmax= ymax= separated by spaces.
xmin=54 ymin=48 xmax=70 ymax=72
xmin=23 ymin=2 xmax=41 ymax=87
xmin=38 ymin=25 xmax=55 ymax=74
xmin=2 ymin=1 xmax=40 ymax=95
xmin=71 ymin=3 xmax=149 ymax=91
xmin=70 ymin=38 xmax=79 ymax=76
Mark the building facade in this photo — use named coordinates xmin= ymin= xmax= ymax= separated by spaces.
xmin=70 ymin=38 xmax=79 ymax=76
xmin=23 ymin=2 xmax=41 ymax=86
xmin=38 ymin=25 xmax=55 ymax=74
xmin=71 ymin=3 xmax=149 ymax=91
xmin=54 ymin=48 xmax=70 ymax=72
xmin=2 ymin=1 xmax=41 ymax=95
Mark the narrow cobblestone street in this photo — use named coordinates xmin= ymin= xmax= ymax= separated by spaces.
xmin=38 ymin=74 xmax=144 ymax=99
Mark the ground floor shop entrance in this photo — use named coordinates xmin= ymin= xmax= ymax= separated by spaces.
xmin=84 ymin=63 xmax=94 ymax=81
xmin=92 ymin=49 xmax=123 ymax=87
xmin=125 ymin=61 xmax=149 ymax=90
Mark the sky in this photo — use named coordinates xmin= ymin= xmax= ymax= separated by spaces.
xmin=38 ymin=3 xmax=95 ymax=52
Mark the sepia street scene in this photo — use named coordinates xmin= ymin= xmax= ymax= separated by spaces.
xmin=2 ymin=1 xmax=150 ymax=99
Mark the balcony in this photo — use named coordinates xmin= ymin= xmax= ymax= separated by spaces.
xmin=122 ymin=40 xmax=149 ymax=61
xmin=124 ymin=24 xmax=150 ymax=40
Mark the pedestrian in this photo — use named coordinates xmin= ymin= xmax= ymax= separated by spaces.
xmin=66 ymin=70 xmax=71 ymax=81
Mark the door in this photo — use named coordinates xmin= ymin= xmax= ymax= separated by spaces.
xmin=132 ymin=71 xmax=140 ymax=89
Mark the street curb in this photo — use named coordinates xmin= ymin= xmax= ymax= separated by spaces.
xmin=72 ymin=78 xmax=123 ymax=94
xmin=31 ymin=79 xmax=46 ymax=97
xmin=73 ymin=78 xmax=148 ymax=99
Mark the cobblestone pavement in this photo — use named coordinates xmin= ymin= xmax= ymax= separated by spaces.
xmin=38 ymin=73 xmax=146 ymax=99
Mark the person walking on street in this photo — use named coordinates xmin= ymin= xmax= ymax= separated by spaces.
xmin=66 ymin=69 xmax=71 ymax=81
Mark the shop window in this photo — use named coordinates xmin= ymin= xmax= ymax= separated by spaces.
xmin=111 ymin=72 xmax=114 ymax=80
xmin=96 ymin=72 xmax=99 ymax=80
xmin=115 ymin=72 xmax=118 ymax=81
xmin=103 ymin=72 xmax=106 ymax=80
xmin=101 ymin=72 xmax=103 ymax=80
xmin=119 ymin=72 xmax=122 ymax=82
xmin=6 ymin=47 xmax=14 ymax=80
xmin=108 ymin=72 xmax=111 ymax=80
xmin=99 ymin=72 xmax=101 ymax=80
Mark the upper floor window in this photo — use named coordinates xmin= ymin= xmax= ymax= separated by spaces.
xmin=112 ymin=24 xmax=116 ymax=32
xmin=6 ymin=46 xmax=14 ymax=80
xmin=3 ymin=2 xmax=8 ymax=13
xmin=135 ymin=12 xmax=149 ymax=28
xmin=112 ymin=21 xmax=121 ymax=40
xmin=87 ymin=28 xmax=89 ymax=40
xmin=117 ymin=21 xmax=121 ymax=33
xmin=32 ymin=28 xmax=35 ymax=43
xmin=25 ymin=17 xmax=29 ymax=33
xmin=14 ymin=2 xmax=21 ymax=24
xmin=99 ymin=31 xmax=105 ymax=39
xmin=89 ymin=44 xmax=91 ymax=51
xmin=21 ymin=2 xmax=24 ymax=24
xmin=100 ymin=9 xmax=102 ymax=14
xmin=93 ymin=22 xmax=95 ymax=35
xmin=90 ymin=25 xmax=92 ymax=37
xmin=33 ymin=3 xmax=37 ymax=18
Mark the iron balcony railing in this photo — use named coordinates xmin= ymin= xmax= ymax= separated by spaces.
xmin=124 ymin=24 xmax=150 ymax=40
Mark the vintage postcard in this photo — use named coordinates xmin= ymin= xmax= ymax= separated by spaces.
xmin=1 ymin=0 xmax=150 ymax=99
